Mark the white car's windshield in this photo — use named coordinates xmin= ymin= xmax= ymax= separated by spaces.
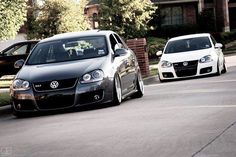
xmin=27 ymin=36 xmax=108 ymax=65
xmin=164 ymin=37 xmax=212 ymax=54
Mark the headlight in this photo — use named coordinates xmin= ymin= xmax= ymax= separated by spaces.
xmin=161 ymin=60 xmax=172 ymax=68
xmin=199 ymin=55 xmax=213 ymax=63
xmin=81 ymin=70 xmax=104 ymax=84
xmin=12 ymin=79 xmax=30 ymax=91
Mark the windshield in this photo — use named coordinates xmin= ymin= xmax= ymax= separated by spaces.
xmin=26 ymin=36 xmax=108 ymax=65
xmin=164 ymin=37 xmax=212 ymax=54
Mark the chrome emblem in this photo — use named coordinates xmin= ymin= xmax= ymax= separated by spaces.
xmin=183 ymin=61 xmax=188 ymax=66
xmin=50 ymin=81 xmax=59 ymax=89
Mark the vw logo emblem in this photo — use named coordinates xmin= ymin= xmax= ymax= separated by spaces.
xmin=183 ymin=61 xmax=188 ymax=66
xmin=50 ymin=81 xmax=59 ymax=89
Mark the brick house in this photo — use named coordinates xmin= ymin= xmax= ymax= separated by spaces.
xmin=86 ymin=0 xmax=236 ymax=32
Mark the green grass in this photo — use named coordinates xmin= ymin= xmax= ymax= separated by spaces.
xmin=0 ymin=92 xmax=10 ymax=107
xmin=150 ymin=68 xmax=158 ymax=76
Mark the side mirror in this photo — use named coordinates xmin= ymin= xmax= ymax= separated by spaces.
xmin=215 ymin=43 xmax=223 ymax=49
xmin=114 ymin=48 xmax=128 ymax=57
xmin=14 ymin=59 xmax=25 ymax=69
xmin=156 ymin=51 xmax=163 ymax=57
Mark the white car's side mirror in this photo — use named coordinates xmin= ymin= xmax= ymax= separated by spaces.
xmin=156 ymin=51 xmax=163 ymax=57
xmin=215 ymin=43 xmax=223 ymax=49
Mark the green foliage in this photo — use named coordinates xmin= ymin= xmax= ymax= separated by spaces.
xmin=0 ymin=93 xmax=10 ymax=107
xmin=147 ymin=37 xmax=166 ymax=59
xmin=212 ymin=31 xmax=236 ymax=46
xmin=27 ymin=0 xmax=89 ymax=39
xmin=0 ymin=0 xmax=27 ymax=40
xmin=98 ymin=0 xmax=157 ymax=39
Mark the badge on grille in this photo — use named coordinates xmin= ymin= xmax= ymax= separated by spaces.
xmin=50 ymin=81 xmax=59 ymax=89
xmin=183 ymin=61 xmax=188 ymax=66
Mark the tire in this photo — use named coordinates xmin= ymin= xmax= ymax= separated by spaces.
xmin=216 ymin=60 xmax=221 ymax=76
xmin=222 ymin=60 xmax=227 ymax=74
xmin=133 ymin=72 xmax=144 ymax=98
xmin=112 ymin=75 xmax=122 ymax=105
xmin=158 ymin=74 xmax=163 ymax=83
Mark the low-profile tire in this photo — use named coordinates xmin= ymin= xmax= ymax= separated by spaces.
xmin=158 ymin=74 xmax=165 ymax=83
xmin=222 ymin=60 xmax=227 ymax=74
xmin=216 ymin=61 xmax=221 ymax=76
xmin=112 ymin=75 xmax=122 ymax=105
xmin=133 ymin=73 xmax=144 ymax=98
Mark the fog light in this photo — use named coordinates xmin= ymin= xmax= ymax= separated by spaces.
xmin=94 ymin=95 xmax=100 ymax=100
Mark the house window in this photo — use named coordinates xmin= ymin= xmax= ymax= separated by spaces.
xmin=161 ymin=7 xmax=183 ymax=26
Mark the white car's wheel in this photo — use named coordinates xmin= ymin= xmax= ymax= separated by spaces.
xmin=113 ymin=75 xmax=122 ymax=105
xmin=222 ymin=59 xmax=227 ymax=74
xmin=133 ymin=72 xmax=144 ymax=98
xmin=216 ymin=60 xmax=221 ymax=76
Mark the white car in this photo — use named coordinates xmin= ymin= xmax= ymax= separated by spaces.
xmin=157 ymin=33 xmax=227 ymax=82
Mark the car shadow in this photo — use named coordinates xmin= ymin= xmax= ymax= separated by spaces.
xmin=7 ymin=98 xmax=134 ymax=119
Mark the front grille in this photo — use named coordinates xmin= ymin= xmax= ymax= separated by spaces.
xmin=173 ymin=60 xmax=198 ymax=77
xmin=35 ymin=91 xmax=75 ymax=110
xmin=33 ymin=78 xmax=77 ymax=92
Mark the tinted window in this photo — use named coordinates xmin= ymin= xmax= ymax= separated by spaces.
xmin=27 ymin=36 xmax=108 ymax=65
xmin=30 ymin=43 xmax=37 ymax=51
xmin=109 ymin=34 xmax=118 ymax=52
xmin=113 ymin=34 xmax=127 ymax=49
xmin=164 ymin=37 xmax=212 ymax=54
xmin=4 ymin=44 xmax=28 ymax=56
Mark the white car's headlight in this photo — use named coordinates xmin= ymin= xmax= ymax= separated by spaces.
xmin=199 ymin=55 xmax=213 ymax=63
xmin=12 ymin=79 xmax=30 ymax=91
xmin=161 ymin=60 xmax=172 ymax=68
xmin=81 ymin=70 xmax=104 ymax=84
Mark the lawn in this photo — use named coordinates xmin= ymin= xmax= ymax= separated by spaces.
xmin=0 ymin=92 xmax=10 ymax=107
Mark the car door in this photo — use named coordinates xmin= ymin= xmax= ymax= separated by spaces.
xmin=0 ymin=43 xmax=30 ymax=77
xmin=113 ymin=34 xmax=136 ymax=92
xmin=109 ymin=34 xmax=130 ymax=95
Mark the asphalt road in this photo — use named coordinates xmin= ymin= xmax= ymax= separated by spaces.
xmin=0 ymin=56 xmax=236 ymax=157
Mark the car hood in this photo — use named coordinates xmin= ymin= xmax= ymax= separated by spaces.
xmin=17 ymin=57 xmax=107 ymax=82
xmin=160 ymin=49 xmax=212 ymax=63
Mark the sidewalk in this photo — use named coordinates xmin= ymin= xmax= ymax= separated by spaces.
xmin=0 ymin=88 xmax=9 ymax=93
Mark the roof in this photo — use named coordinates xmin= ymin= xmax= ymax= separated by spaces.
xmin=169 ymin=33 xmax=211 ymax=41
xmin=40 ymin=30 xmax=114 ymax=43
xmin=151 ymin=0 xmax=198 ymax=4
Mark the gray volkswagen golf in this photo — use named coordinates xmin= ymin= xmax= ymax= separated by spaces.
xmin=10 ymin=30 xmax=144 ymax=117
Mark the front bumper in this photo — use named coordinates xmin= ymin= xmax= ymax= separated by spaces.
xmin=10 ymin=78 xmax=114 ymax=112
xmin=158 ymin=60 xmax=218 ymax=80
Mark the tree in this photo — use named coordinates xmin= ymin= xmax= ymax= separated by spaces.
xmin=98 ymin=0 xmax=157 ymax=39
xmin=0 ymin=0 xmax=27 ymax=40
xmin=27 ymin=0 xmax=89 ymax=39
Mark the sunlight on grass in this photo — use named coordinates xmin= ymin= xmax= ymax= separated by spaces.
xmin=0 ymin=93 xmax=10 ymax=107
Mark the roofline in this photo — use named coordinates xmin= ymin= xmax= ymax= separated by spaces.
xmin=153 ymin=0 xmax=199 ymax=4
xmin=39 ymin=30 xmax=115 ymax=43
xmin=169 ymin=33 xmax=210 ymax=41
